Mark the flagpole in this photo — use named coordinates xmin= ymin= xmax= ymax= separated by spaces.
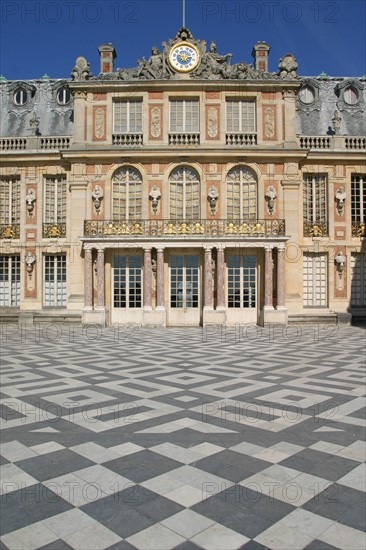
xmin=183 ymin=0 xmax=185 ymax=27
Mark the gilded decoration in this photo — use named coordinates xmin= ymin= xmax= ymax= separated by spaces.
xmin=93 ymin=28 xmax=297 ymax=81
xmin=84 ymin=219 xmax=286 ymax=238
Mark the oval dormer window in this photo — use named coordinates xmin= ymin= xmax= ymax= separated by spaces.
xmin=57 ymin=87 xmax=71 ymax=106
xmin=13 ymin=88 xmax=28 ymax=106
xmin=299 ymin=86 xmax=315 ymax=104
xmin=343 ymin=86 xmax=358 ymax=105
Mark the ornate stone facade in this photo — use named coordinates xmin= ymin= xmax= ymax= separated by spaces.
xmin=0 ymin=28 xmax=365 ymax=326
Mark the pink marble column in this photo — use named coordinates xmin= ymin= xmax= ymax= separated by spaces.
xmin=96 ymin=248 xmax=105 ymax=308
xmin=84 ymin=248 xmax=93 ymax=308
xmin=143 ymin=247 xmax=152 ymax=309
xmin=156 ymin=248 xmax=164 ymax=308
xmin=264 ymin=247 xmax=274 ymax=308
xmin=204 ymin=247 xmax=213 ymax=309
xmin=277 ymin=246 xmax=286 ymax=308
xmin=216 ymin=247 xmax=225 ymax=308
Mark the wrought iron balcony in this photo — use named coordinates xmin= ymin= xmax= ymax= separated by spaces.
xmin=84 ymin=219 xmax=286 ymax=238
xmin=43 ymin=223 xmax=67 ymax=238
xmin=303 ymin=221 xmax=328 ymax=237
xmin=0 ymin=224 xmax=20 ymax=239
xmin=352 ymin=222 xmax=366 ymax=237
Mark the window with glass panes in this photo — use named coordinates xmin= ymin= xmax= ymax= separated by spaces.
xmin=112 ymin=167 xmax=142 ymax=221
xmin=226 ymin=100 xmax=256 ymax=133
xmin=351 ymin=174 xmax=366 ymax=224
xmin=113 ymin=255 xmax=142 ymax=308
xmin=226 ymin=166 xmax=257 ymax=220
xmin=44 ymin=176 xmax=67 ymax=224
xmin=303 ymin=174 xmax=327 ymax=223
xmin=0 ymin=178 xmax=20 ymax=225
xmin=227 ymin=255 xmax=256 ymax=308
xmin=351 ymin=253 xmax=366 ymax=306
xmin=0 ymin=256 xmax=20 ymax=306
xmin=169 ymin=166 xmax=200 ymax=220
xmin=170 ymin=100 xmax=199 ymax=132
xmin=113 ymin=101 xmax=142 ymax=133
xmin=44 ymin=255 xmax=66 ymax=307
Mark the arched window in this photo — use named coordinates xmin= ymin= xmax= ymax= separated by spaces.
xmin=112 ymin=166 xmax=142 ymax=221
xmin=226 ymin=166 xmax=257 ymax=220
xmin=169 ymin=166 xmax=200 ymax=220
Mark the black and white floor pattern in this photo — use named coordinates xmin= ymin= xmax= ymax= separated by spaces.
xmin=0 ymin=323 xmax=365 ymax=549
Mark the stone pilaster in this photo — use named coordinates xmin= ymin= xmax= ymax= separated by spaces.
xmin=84 ymin=248 xmax=93 ymax=309
xmin=204 ymin=246 xmax=213 ymax=309
xmin=143 ymin=247 xmax=152 ymax=310
xmin=264 ymin=247 xmax=274 ymax=309
xmin=156 ymin=248 xmax=165 ymax=309
xmin=216 ymin=246 xmax=226 ymax=309
xmin=96 ymin=248 xmax=105 ymax=309
xmin=277 ymin=245 xmax=286 ymax=308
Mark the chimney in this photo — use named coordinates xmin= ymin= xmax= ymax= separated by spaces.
xmin=251 ymin=41 xmax=270 ymax=72
xmin=98 ymin=43 xmax=116 ymax=74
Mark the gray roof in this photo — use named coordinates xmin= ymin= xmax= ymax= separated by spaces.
xmin=0 ymin=79 xmax=73 ymax=138
xmin=296 ymin=77 xmax=366 ymax=136
xmin=1 ymin=75 xmax=365 ymax=138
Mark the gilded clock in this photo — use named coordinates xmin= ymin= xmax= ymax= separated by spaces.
xmin=169 ymin=42 xmax=200 ymax=73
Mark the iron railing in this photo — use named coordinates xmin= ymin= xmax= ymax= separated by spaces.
xmin=0 ymin=224 xmax=20 ymax=239
xmin=42 ymin=223 xmax=67 ymax=238
xmin=84 ymin=219 xmax=286 ymax=238
xmin=352 ymin=222 xmax=366 ymax=237
xmin=303 ymin=221 xmax=328 ymax=237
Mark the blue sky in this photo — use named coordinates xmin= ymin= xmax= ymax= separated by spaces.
xmin=1 ymin=0 xmax=365 ymax=80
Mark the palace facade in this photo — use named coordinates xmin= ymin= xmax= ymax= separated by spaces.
xmin=1 ymin=28 xmax=365 ymax=327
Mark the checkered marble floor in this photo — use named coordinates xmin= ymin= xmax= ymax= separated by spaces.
xmin=0 ymin=323 xmax=365 ymax=550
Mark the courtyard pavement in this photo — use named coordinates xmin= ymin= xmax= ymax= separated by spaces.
xmin=0 ymin=322 xmax=365 ymax=550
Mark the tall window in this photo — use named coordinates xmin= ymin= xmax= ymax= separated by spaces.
xmin=0 ymin=178 xmax=20 ymax=226
xmin=227 ymin=255 xmax=256 ymax=308
xmin=303 ymin=253 xmax=327 ymax=307
xmin=44 ymin=255 xmax=66 ymax=307
xmin=0 ymin=256 xmax=20 ymax=306
xmin=169 ymin=166 xmax=200 ymax=220
xmin=351 ymin=174 xmax=366 ymax=224
xmin=44 ymin=176 xmax=67 ymax=224
xmin=112 ymin=167 xmax=142 ymax=221
xmin=226 ymin=166 xmax=257 ymax=220
xmin=170 ymin=100 xmax=199 ymax=132
xmin=113 ymin=255 xmax=142 ymax=309
xmin=226 ymin=100 xmax=256 ymax=133
xmin=351 ymin=254 xmax=366 ymax=306
xmin=303 ymin=174 xmax=327 ymax=230
xmin=114 ymin=101 xmax=142 ymax=133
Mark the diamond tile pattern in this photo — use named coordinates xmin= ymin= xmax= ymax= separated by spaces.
xmin=0 ymin=325 xmax=365 ymax=549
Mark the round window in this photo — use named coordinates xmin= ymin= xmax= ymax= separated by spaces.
xmin=299 ymin=86 xmax=315 ymax=104
xmin=57 ymin=87 xmax=71 ymax=105
xmin=13 ymin=89 xmax=28 ymax=106
xmin=344 ymin=87 xmax=358 ymax=105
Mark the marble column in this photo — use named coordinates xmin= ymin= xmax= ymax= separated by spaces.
xmin=216 ymin=247 xmax=225 ymax=309
xmin=84 ymin=248 xmax=93 ymax=308
xmin=96 ymin=248 xmax=105 ymax=308
xmin=204 ymin=247 xmax=213 ymax=309
xmin=264 ymin=247 xmax=274 ymax=308
xmin=277 ymin=246 xmax=286 ymax=308
xmin=143 ymin=247 xmax=152 ymax=309
xmin=156 ymin=248 xmax=165 ymax=309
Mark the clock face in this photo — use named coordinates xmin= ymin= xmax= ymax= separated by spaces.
xmin=169 ymin=42 xmax=200 ymax=73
